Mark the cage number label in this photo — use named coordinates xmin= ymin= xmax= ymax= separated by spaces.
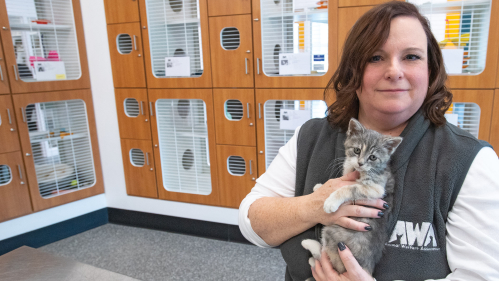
xmin=280 ymin=109 xmax=311 ymax=130
xmin=164 ymin=57 xmax=190 ymax=77
xmin=279 ymin=53 xmax=311 ymax=75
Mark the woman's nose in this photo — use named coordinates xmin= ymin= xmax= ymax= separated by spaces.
xmin=384 ymin=60 xmax=403 ymax=80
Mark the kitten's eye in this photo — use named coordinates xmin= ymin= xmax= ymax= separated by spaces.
xmin=354 ymin=148 xmax=361 ymax=154
xmin=369 ymin=155 xmax=377 ymax=161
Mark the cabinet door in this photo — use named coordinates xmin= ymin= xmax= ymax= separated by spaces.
xmin=217 ymin=144 xmax=256 ymax=208
xmin=338 ymin=0 xmax=402 ymax=7
xmin=0 ymin=40 xmax=10 ymax=94
xmin=338 ymin=6 xmax=373 ymax=61
xmin=0 ymin=95 xmax=20 ymax=154
xmin=209 ymin=15 xmax=254 ymax=88
xmin=107 ymin=23 xmax=147 ymax=88
xmin=207 ymin=0 xmax=251 ymax=16
xmin=115 ymin=89 xmax=152 ymax=140
xmin=149 ymin=89 xmax=220 ymax=206
xmin=490 ymin=90 xmax=499 ymax=153
xmin=255 ymin=89 xmax=332 ymax=176
xmin=12 ymin=90 xmax=104 ymax=212
xmin=0 ymin=0 xmax=91 ymax=94
xmin=252 ymin=0 xmax=338 ymax=88
xmin=139 ymin=0 xmax=213 ymax=88
xmin=0 ymin=151 xmax=32 ymax=222
xmin=104 ymin=0 xmax=141 ymax=24
xmin=213 ymin=89 xmax=256 ymax=146
xmin=121 ymin=139 xmax=158 ymax=198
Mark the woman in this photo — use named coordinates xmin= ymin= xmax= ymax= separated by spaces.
xmin=239 ymin=2 xmax=499 ymax=281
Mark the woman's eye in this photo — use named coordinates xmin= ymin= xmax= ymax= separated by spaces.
xmin=369 ymin=55 xmax=381 ymax=62
xmin=406 ymin=54 xmax=421 ymax=60
xmin=354 ymin=148 xmax=361 ymax=154
xmin=369 ymin=155 xmax=377 ymax=161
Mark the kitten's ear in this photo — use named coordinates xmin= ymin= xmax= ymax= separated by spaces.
xmin=347 ymin=118 xmax=364 ymax=137
xmin=383 ymin=137 xmax=403 ymax=155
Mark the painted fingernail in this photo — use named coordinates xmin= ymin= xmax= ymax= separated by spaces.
xmin=383 ymin=203 xmax=390 ymax=209
xmin=378 ymin=211 xmax=384 ymax=217
xmin=365 ymin=226 xmax=372 ymax=231
xmin=338 ymin=242 xmax=346 ymax=251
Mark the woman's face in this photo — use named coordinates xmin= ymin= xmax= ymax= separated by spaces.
xmin=357 ymin=16 xmax=429 ymax=126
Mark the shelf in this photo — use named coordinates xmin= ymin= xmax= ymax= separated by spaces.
xmin=10 ymin=23 xmax=73 ymax=31
xmin=29 ymin=132 xmax=87 ymax=144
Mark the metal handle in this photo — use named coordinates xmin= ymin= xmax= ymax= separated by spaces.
xmin=21 ymin=107 xmax=26 ymax=123
xmin=258 ymin=103 xmax=261 ymax=119
xmin=254 ymin=18 xmax=259 ymax=21
xmin=146 ymin=152 xmax=150 ymax=166
xmin=247 ymin=103 xmax=250 ymax=118
xmin=133 ymin=35 xmax=137 ymax=51
xmin=249 ymin=160 xmax=253 ymax=175
xmin=257 ymin=58 xmax=260 ymax=75
xmin=149 ymin=102 xmax=154 ymax=116
xmin=13 ymin=65 xmax=18 ymax=80
xmin=0 ymin=65 xmax=3 ymax=81
xmin=245 ymin=58 xmax=248 ymax=74
xmin=7 ymin=108 xmax=12 ymax=124
xmin=17 ymin=165 xmax=22 ymax=180
xmin=140 ymin=101 xmax=144 ymax=115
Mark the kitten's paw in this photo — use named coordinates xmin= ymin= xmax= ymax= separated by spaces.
xmin=301 ymin=239 xmax=321 ymax=259
xmin=313 ymin=183 xmax=322 ymax=192
xmin=323 ymin=199 xmax=342 ymax=213
xmin=308 ymin=257 xmax=316 ymax=267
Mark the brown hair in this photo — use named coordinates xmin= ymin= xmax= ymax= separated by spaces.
xmin=325 ymin=1 xmax=452 ymax=131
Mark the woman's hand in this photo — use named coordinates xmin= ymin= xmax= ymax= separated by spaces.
xmin=309 ymin=171 xmax=387 ymax=231
xmin=311 ymin=243 xmax=374 ymax=281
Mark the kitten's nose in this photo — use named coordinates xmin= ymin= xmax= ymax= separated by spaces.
xmin=358 ymin=162 xmax=364 ymax=167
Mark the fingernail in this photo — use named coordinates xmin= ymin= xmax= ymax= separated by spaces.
xmin=365 ymin=226 xmax=372 ymax=231
xmin=337 ymin=242 xmax=346 ymax=251
xmin=383 ymin=203 xmax=390 ymax=209
xmin=378 ymin=211 xmax=384 ymax=217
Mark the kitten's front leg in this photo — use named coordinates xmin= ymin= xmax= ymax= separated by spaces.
xmin=323 ymin=184 xmax=361 ymax=213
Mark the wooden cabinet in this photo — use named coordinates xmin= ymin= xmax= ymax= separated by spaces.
xmin=338 ymin=6 xmax=373 ymax=61
xmin=450 ymin=90 xmax=494 ymax=142
xmin=12 ymin=90 xmax=104 ymax=212
xmin=107 ymin=23 xmax=147 ymax=88
xmin=490 ymin=90 xmax=499 ymax=152
xmin=207 ymin=0 xmax=251 ymax=16
xmin=255 ymin=89 xmax=333 ymax=176
xmin=0 ymin=38 xmax=10 ymax=94
xmin=338 ymin=0 xmax=402 ymax=7
xmin=148 ymin=89 xmax=220 ymax=206
xmin=139 ymin=0 xmax=213 ymax=88
xmin=252 ymin=0 xmax=338 ymax=88
xmin=213 ymin=89 xmax=256 ymax=146
xmin=104 ymin=0 xmax=141 ymax=24
xmin=0 ymin=151 xmax=32 ymax=222
xmin=115 ymin=89 xmax=152 ymax=140
xmin=0 ymin=95 xmax=20 ymax=154
xmin=120 ymin=139 xmax=158 ymax=198
xmin=0 ymin=0 xmax=91 ymax=94
xmin=209 ymin=15 xmax=254 ymax=88
xmin=217 ymin=144 xmax=256 ymax=208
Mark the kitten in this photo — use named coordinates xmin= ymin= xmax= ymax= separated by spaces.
xmin=302 ymin=118 xmax=402 ymax=275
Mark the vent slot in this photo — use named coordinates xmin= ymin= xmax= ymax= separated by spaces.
xmin=0 ymin=165 xmax=12 ymax=186
xmin=117 ymin=34 xmax=133 ymax=54
xmin=225 ymin=100 xmax=243 ymax=121
xmin=124 ymin=98 xmax=140 ymax=117
xmin=221 ymin=27 xmax=240 ymax=50
xmin=130 ymin=148 xmax=145 ymax=167
xmin=227 ymin=156 xmax=245 ymax=176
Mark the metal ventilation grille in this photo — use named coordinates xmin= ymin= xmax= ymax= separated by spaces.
xmin=130 ymin=148 xmax=145 ymax=167
xmin=124 ymin=98 xmax=140 ymax=117
xmin=445 ymin=102 xmax=480 ymax=138
xmin=145 ymin=0 xmax=204 ymax=78
xmin=117 ymin=34 xmax=133 ymax=54
xmin=261 ymin=0 xmax=328 ymax=76
xmin=264 ymin=99 xmax=327 ymax=168
xmin=156 ymin=99 xmax=212 ymax=195
xmin=0 ymin=165 xmax=12 ymax=186
xmin=26 ymin=100 xmax=96 ymax=198
xmin=227 ymin=156 xmax=245 ymax=176
xmin=225 ymin=99 xmax=243 ymax=121
xmin=6 ymin=0 xmax=81 ymax=82
xmin=408 ymin=0 xmax=491 ymax=75
xmin=221 ymin=27 xmax=240 ymax=50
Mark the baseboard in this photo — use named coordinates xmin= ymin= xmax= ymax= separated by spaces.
xmin=108 ymin=208 xmax=251 ymax=245
xmin=0 ymin=208 xmax=108 ymax=256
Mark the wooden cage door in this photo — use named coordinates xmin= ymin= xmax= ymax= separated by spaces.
xmin=207 ymin=0 xmax=251 ymax=16
xmin=121 ymin=139 xmax=158 ymax=198
xmin=0 ymin=40 xmax=10 ymax=94
xmin=115 ymin=89 xmax=152 ymax=140
xmin=0 ymin=151 xmax=32 ymax=222
xmin=209 ymin=15 xmax=254 ymax=88
xmin=104 ymin=0 xmax=141 ymax=24
xmin=0 ymin=95 xmax=20 ymax=154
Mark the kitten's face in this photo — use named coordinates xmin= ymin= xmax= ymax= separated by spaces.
xmin=343 ymin=119 xmax=402 ymax=173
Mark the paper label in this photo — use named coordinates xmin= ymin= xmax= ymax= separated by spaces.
xmin=445 ymin=113 xmax=459 ymax=126
xmin=165 ymin=57 xmax=190 ymax=77
xmin=279 ymin=53 xmax=311 ymax=75
xmin=441 ymin=49 xmax=464 ymax=74
xmin=34 ymin=61 xmax=66 ymax=81
xmin=279 ymin=109 xmax=311 ymax=130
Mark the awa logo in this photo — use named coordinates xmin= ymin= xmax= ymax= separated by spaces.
xmin=385 ymin=220 xmax=440 ymax=251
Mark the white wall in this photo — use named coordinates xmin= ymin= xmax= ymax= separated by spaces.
xmin=0 ymin=0 xmax=239 ymax=241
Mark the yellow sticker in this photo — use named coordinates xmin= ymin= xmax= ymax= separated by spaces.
xmin=56 ymin=74 xmax=66 ymax=80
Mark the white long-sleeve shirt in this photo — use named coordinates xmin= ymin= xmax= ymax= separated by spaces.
xmin=239 ymin=126 xmax=499 ymax=281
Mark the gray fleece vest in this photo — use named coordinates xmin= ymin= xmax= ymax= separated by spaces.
xmin=280 ymin=111 xmax=491 ymax=281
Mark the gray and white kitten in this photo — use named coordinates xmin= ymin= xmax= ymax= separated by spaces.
xmin=302 ymin=118 xmax=402 ymax=275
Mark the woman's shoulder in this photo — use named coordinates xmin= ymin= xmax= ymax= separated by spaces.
xmin=436 ymin=122 xmax=490 ymax=148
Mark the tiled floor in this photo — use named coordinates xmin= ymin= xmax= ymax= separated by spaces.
xmin=40 ymin=224 xmax=286 ymax=281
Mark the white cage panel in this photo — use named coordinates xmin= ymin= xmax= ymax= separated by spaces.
xmin=26 ymin=99 xmax=96 ymax=198
xmin=117 ymin=34 xmax=133 ymax=54
xmin=445 ymin=102 xmax=480 ymax=138
xmin=6 ymin=0 xmax=81 ymax=82
xmin=124 ymin=98 xmax=140 ymax=117
xmin=145 ymin=0 xmax=204 ymax=78
xmin=227 ymin=155 xmax=246 ymax=176
xmin=264 ymin=99 xmax=327 ymax=168
xmin=130 ymin=148 xmax=145 ymax=167
xmin=225 ymin=99 xmax=243 ymax=121
xmin=0 ymin=165 xmax=12 ymax=186
xmin=221 ymin=27 xmax=240 ymax=50
xmin=156 ymin=99 xmax=212 ymax=195
xmin=261 ymin=0 xmax=328 ymax=77
xmin=408 ymin=0 xmax=491 ymax=75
